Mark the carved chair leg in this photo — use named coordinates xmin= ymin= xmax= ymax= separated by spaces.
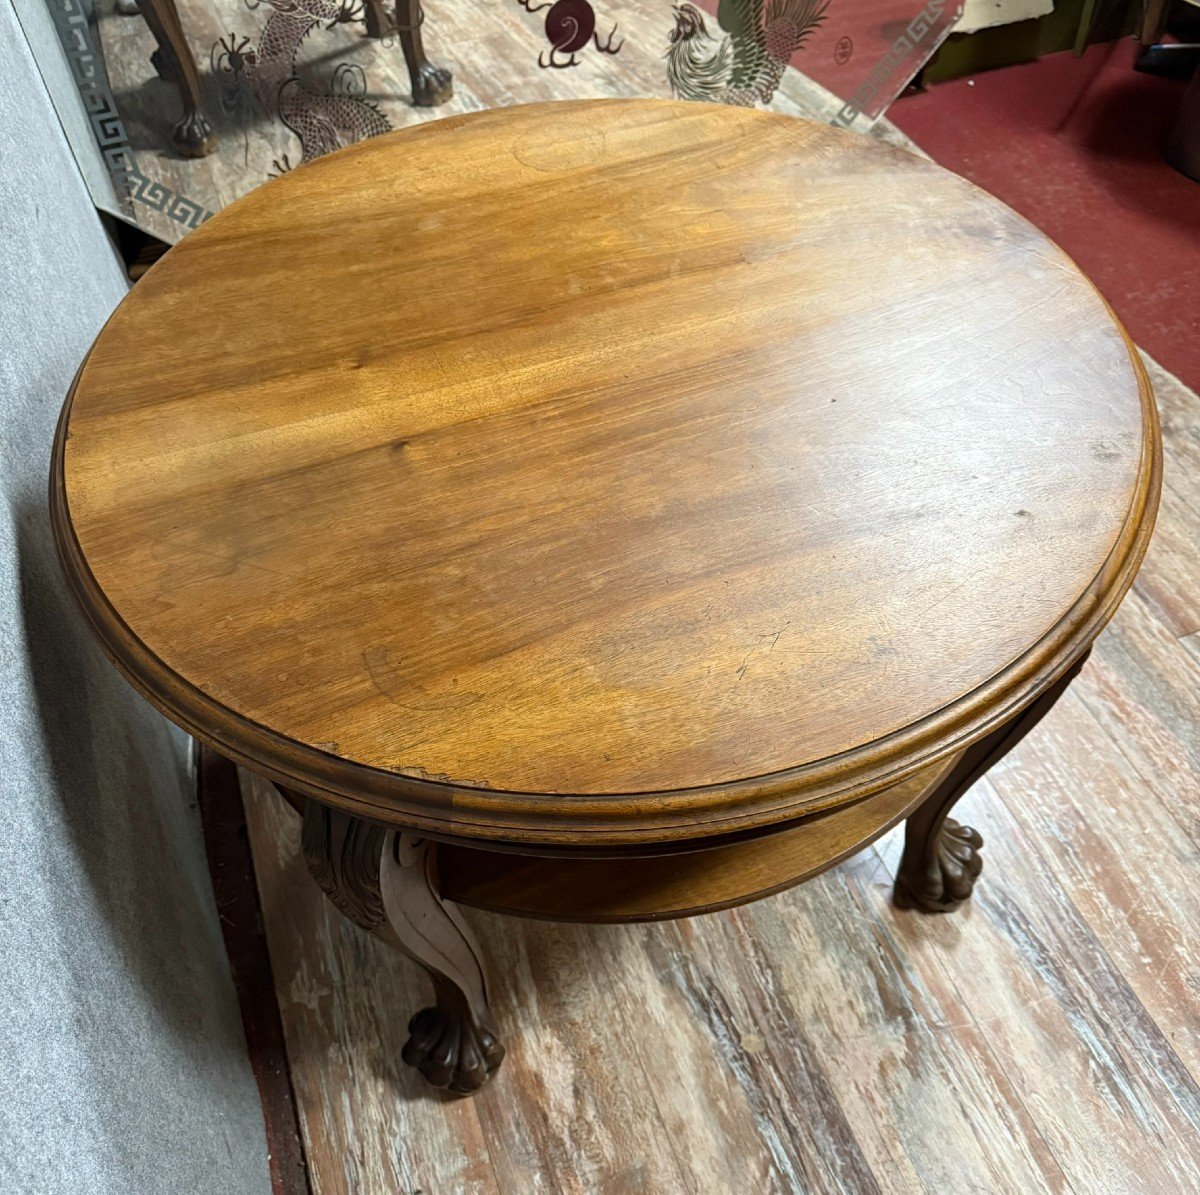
xmin=894 ymin=648 xmax=1092 ymax=913
xmin=362 ymin=0 xmax=393 ymax=37
xmin=135 ymin=0 xmax=216 ymax=157
xmin=394 ymin=0 xmax=453 ymax=107
xmin=296 ymin=796 xmax=504 ymax=1093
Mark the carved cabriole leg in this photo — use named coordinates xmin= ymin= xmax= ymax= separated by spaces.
xmin=394 ymin=0 xmax=453 ymax=107
xmin=135 ymin=0 xmax=216 ymax=157
xmin=894 ymin=648 xmax=1092 ymax=913
xmin=295 ymin=796 xmax=504 ymax=1093
xmin=893 ymin=801 xmax=984 ymax=913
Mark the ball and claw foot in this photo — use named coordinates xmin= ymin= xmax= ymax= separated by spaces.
xmin=292 ymin=799 xmax=505 ymax=1096
xmin=170 ymin=109 xmax=217 ymax=158
xmin=894 ymin=818 xmax=984 ymax=913
xmin=411 ymin=61 xmax=453 ymax=106
xmin=402 ymin=1006 xmax=505 ymax=1094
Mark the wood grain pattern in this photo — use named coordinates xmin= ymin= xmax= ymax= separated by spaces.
xmin=241 ymin=589 xmax=1200 ymax=1190
xmin=236 ymin=432 xmax=1198 ymax=1186
xmin=873 ymin=772 xmax=1200 ymax=1193
xmin=242 ymin=618 xmax=1200 ymax=1192
xmin=53 ymin=98 xmax=1159 ymax=849
xmin=1183 ymin=631 xmax=1200 ymax=669
xmin=154 ymin=45 xmax=1196 ymax=1195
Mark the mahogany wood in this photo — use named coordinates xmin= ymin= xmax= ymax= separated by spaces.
xmin=362 ymin=0 xmax=453 ymax=106
xmin=296 ymin=797 xmax=504 ymax=1092
xmin=50 ymin=99 xmax=1160 ymax=850
xmin=50 ymin=100 xmax=1160 ymax=1094
xmin=894 ymin=646 xmax=1091 ymax=912
xmin=135 ymin=0 xmax=215 ymax=157
xmin=395 ymin=0 xmax=453 ymax=106
xmin=437 ymin=754 xmax=959 ymax=922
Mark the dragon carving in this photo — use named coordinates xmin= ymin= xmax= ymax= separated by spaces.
xmin=666 ymin=0 xmax=829 ymax=106
xmin=213 ymin=0 xmax=391 ymax=170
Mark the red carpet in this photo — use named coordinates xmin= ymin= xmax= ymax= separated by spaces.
xmin=889 ymin=38 xmax=1200 ymax=392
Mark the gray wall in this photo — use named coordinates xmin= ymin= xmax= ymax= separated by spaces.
xmin=0 ymin=4 xmax=273 ymax=1191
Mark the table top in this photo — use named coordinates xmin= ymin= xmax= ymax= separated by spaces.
xmin=53 ymin=100 xmax=1159 ymax=847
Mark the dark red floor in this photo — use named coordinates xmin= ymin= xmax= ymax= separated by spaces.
xmin=889 ymin=38 xmax=1200 ymax=393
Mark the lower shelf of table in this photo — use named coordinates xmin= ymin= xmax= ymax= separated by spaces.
xmin=437 ymin=755 xmax=955 ymax=923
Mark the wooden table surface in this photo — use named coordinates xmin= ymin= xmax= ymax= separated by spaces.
xmin=52 ymin=99 xmax=1159 ymax=846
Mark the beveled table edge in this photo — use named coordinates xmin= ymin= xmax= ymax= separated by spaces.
xmin=50 ymin=220 xmax=1162 ymax=850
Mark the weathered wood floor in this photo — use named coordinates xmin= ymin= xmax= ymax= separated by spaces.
xmin=239 ymin=347 xmax=1200 ymax=1192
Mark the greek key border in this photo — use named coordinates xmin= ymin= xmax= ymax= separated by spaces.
xmin=832 ymin=0 xmax=957 ymax=129
xmin=47 ymin=0 xmax=213 ymax=232
xmin=48 ymin=0 xmax=949 ymax=225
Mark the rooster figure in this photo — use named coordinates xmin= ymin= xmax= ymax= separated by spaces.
xmin=666 ymin=0 xmax=828 ymax=106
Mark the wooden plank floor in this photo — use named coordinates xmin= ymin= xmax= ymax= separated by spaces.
xmin=238 ymin=348 xmax=1200 ymax=1192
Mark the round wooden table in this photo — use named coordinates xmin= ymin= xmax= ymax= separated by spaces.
xmin=52 ymin=100 xmax=1160 ymax=1094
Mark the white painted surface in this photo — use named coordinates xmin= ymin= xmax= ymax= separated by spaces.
xmin=958 ymin=0 xmax=1054 ymax=34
